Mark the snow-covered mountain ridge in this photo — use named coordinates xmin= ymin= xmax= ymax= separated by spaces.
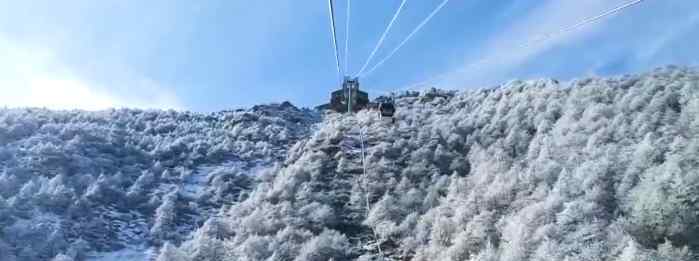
xmin=2 ymin=66 xmax=699 ymax=260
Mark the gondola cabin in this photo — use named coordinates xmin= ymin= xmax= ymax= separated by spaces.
xmin=378 ymin=100 xmax=396 ymax=123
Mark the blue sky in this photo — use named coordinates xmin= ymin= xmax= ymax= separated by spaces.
xmin=0 ymin=0 xmax=697 ymax=112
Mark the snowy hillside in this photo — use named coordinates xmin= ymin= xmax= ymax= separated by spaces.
xmin=168 ymin=66 xmax=698 ymax=261
xmin=1 ymin=66 xmax=699 ymax=261
xmin=0 ymin=102 xmax=319 ymax=261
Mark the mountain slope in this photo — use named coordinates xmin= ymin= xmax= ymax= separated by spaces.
xmin=1 ymin=67 xmax=698 ymax=261
xmin=172 ymin=66 xmax=699 ymax=261
xmin=0 ymin=103 xmax=319 ymax=261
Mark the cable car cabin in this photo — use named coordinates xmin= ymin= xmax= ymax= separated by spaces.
xmin=316 ymin=77 xmax=370 ymax=113
xmin=378 ymin=101 xmax=396 ymax=123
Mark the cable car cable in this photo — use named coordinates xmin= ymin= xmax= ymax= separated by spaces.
xmin=328 ymin=0 xmax=343 ymax=83
xmin=524 ymin=0 xmax=643 ymax=48
xmin=356 ymin=0 xmax=408 ymax=77
xmin=344 ymin=0 xmax=352 ymax=74
xmin=361 ymin=0 xmax=450 ymax=78
xmin=375 ymin=0 xmax=645 ymax=94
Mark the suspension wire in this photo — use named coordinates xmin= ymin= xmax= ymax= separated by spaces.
xmin=328 ymin=0 xmax=343 ymax=83
xmin=375 ymin=0 xmax=645 ymax=95
xmin=360 ymin=0 xmax=450 ymax=78
xmin=524 ymin=0 xmax=644 ymax=49
xmin=355 ymin=0 xmax=409 ymax=77
xmin=344 ymin=0 xmax=352 ymax=75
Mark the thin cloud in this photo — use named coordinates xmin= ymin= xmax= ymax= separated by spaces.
xmin=635 ymin=12 xmax=699 ymax=63
xmin=449 ymin=1 xmax=626 ymax=87
xmin=0 ymin=34 xmax=182 ymax=111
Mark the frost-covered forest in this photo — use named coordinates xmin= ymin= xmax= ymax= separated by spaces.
xmin=2 ymin=67 xmax=699 ymax=261
xmin=0 ymin=102 xmax=319 ymax=260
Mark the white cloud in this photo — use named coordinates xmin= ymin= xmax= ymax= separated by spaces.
xmin=7 ymin=78 xmax=119 ymax=111
xmin=0 ymin=34 xmax=182 ymax=111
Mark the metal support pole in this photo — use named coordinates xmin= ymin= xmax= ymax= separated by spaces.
xmin=348 ymin=84 xmax=353 ymax=113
